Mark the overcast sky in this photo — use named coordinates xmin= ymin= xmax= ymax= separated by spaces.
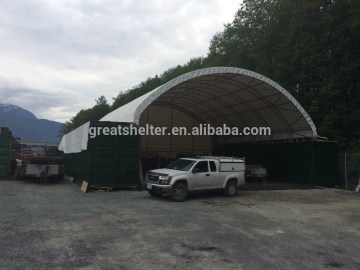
xmin=0 ymin=0 xmax=241 ymax=123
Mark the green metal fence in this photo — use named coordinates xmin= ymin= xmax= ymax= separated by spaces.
xmin=214 ymin=140 xmax=339 ymax=187
xmin=339 ymin=153 xmax=360 ymax=190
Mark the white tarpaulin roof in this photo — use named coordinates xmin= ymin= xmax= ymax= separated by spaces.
xmin=100 ymin=67 xmax=317 ymax=140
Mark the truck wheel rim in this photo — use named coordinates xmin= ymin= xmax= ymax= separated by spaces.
xmin=174 ymin=187 xmax=184 ymax=198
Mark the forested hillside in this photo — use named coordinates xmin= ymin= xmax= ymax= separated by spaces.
xmin=62 ymin=0 xmax=360 ymax=153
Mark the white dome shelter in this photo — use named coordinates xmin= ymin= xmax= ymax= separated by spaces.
xmin=100 ymin=67 xmax=317 ymax=157
xmin=59 ymin=67 xmax=338 ymax=187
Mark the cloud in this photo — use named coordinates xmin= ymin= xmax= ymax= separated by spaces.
xmin=0 ymin=77 xmax=87 ymax=122
xmin=0 ymin=0 xmax=241 ymax=122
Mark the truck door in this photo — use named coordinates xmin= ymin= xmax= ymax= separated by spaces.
xmin=189 ymin=161 xmax=212 ymax=190
xmin=208 ymin=161 xmax=220 ymax=188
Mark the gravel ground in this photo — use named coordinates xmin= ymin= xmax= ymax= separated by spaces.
xmin=0 ymin=180 xmax=360 ymax=270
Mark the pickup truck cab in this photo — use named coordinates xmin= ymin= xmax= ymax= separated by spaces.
xmin=145 ymin=156 xmax=245 ymax=201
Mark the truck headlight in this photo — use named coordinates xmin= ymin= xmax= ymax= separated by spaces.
xmin=159 ymin=175 xmax=172 ymax=185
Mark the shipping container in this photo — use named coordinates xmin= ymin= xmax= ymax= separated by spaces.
xmin=213 ymin=140 xmax=338 ymax=187
xmin=62 ymin=121 xmax=140 ymax=188
xmin=0 ymin=130 xmax=12 ymax=179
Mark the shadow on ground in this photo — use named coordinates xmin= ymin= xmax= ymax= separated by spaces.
xmin=239 ymin=181 xmax=322 ymax=191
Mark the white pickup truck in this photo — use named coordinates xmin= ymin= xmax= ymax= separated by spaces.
xmin=145 ymin=156 xmax=245 ymax=201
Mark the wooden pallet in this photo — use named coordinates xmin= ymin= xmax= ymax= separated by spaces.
xmin=80 ymin=181 xmax=89 ymax=192
xmin=90 ymin=186 xmax=114 ymax=192
xmin=80 ymin=181 xmax=114 ymax=192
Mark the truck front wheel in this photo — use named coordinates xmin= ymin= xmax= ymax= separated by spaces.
xmin=223 ymin=180 xmax=237 ymax=197
xmin=171 ymin=182 xmax=188 ymax=202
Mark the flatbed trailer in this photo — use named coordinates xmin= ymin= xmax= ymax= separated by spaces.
xmin=14 ymin=141 xmax=63 ymax=184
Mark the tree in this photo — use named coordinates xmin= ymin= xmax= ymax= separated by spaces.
xmin=206 ymin=0 xmax=360 ymax=152
xmin=60 ymin=96 xmax=110 ymax=135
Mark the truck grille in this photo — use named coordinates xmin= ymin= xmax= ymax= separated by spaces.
xmin=148 ymin=174 xmax=159 ymax=183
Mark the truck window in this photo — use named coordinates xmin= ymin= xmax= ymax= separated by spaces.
xmin=209 ymin=161 xmax=217 ymax=172
xmin=167 ymin=159 xmax=196 ymax=171
xmin=193 ymin=161 xmax=209 ymax=173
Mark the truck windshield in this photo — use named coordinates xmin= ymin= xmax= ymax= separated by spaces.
xmin=167 ymin=159 xmax=196 ymax=171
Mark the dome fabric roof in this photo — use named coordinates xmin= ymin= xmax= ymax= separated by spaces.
xmin=101 ymin=67 xmax=317 ymax=141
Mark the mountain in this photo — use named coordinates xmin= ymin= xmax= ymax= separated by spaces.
xmin=0 ymin=104 xmax=63 ymax=143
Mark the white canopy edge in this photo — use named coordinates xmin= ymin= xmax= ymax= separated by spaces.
xmin=100 ymin=67 xmax=317 ymax=138
xmin=58 ymin=121 xmax=90 ymax=153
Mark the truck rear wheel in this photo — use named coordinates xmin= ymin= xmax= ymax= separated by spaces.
xmin=171 ymin=182 xmax=188 ymax=202
xmin=223 ymin=180 xmax=237 ymax=197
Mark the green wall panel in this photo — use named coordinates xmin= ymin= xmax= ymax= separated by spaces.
xmin=0 ymin=134 xmax=11 ymax=179
xmin=63 ymin=121 xmax=140 ymax=188
xmin=214 ymin=141 xmax=338 ymax=187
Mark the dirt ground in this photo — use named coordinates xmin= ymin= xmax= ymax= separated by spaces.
xmin=0 ymin=180 xmax=359 ymax=270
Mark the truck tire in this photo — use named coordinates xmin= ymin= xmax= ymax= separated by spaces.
xmin=223 ymin=180 xmax=237 ymax=197
xmin=171 ymin=182 xmax=188 ymax=202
